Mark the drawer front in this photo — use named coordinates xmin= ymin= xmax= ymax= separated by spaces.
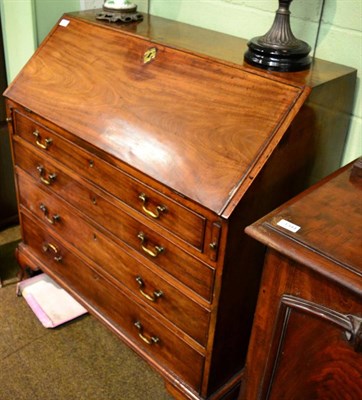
xmin=20 ymin=212 xmax=204 ymax=391
xmin=13 ymin=142 xmax=214 ymax=301
xmin=13 ymin=110 xmax=206 ymax=250
xmin=17 ymin=170 xmax=210 ymax=345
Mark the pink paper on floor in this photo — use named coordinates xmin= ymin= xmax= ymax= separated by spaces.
xmin=17 ymin=273 xmax=87 ymax=328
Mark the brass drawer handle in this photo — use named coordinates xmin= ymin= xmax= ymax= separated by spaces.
xmin=137 ymin=232 xmax=164 ymax=258
xmin=134 ymin=321 xmax=159 ymax=345
xmin=37 ymin=165 xmax=57 ymax=185
xmin=135 ymin=276 xmax=163 ymax=302
xmin=33 ymin=130 xmax=53 ymax=150
xmin=138 ymin=193 xmax=166 ymax=219
xmin=42 ymin=242 xmax=62 ymax=263
xmin=40 ymin=203 xmax=60 ymax=225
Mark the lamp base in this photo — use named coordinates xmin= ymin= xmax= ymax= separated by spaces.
xmin=97 ymin=0 xmax=142 ymax=24
xmin=96 ymin=11 xmax=143 ymax=23
xmin=244 ymin=37 xmax=312 ymax=72
xmin=244 ymin=0 xmax=312 ymax=72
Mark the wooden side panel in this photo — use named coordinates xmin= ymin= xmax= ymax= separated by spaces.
xmin=204 ymin=101 xmax=331 ymax=395
xmin=204 ymin=79 xmax=356 ymax=395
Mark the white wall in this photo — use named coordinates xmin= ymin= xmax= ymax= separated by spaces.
xmin=316 ymin=0 xmax=362 ymax=163
xmin=0 ymin=0 xmax=37 ymax=83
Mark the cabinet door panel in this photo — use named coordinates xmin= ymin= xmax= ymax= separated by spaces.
xmin=265 ymin=295 xmax=362 ymax=400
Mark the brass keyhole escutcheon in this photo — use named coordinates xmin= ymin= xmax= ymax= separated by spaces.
xmin=143 ymin=47 xmax=157 ymax=64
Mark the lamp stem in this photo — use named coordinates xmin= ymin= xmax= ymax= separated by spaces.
xmin=259 ymin=1 xmax=300 ymax=48
xmin=244 ymin=0 xmax=311 ymax=72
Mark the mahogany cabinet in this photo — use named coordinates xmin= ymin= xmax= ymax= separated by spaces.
xmin=242 ymin=159 xmax=362 ymax=400
xmin=3 ymin=10 xmax=356 ymax=400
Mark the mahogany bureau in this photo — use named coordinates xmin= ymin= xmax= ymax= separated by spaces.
xmin=3 ymin=10 xmax=356 ymax=400
xmin=242 ymin=159 xmax=362 ymax=399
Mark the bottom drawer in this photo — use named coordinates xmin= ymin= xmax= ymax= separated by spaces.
xmin=20 ymin=211 xmax=205 ymax=391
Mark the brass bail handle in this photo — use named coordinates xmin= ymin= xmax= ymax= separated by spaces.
xmin=138 ymin=193 xmax=166 ymax=219
xmin=134 ymin=321 xmax=159 ymax=345
xmin=37 ymin=165 xmax=57 ymax=185
xmin=137 ymin=232 xmax=164 ymax=258
xmin=33 ymin=130 xmax=53 ymax=150
xmin=42 ymin=242 xmax=62 ymax=263
xmin=40 ymin=203 xmax=60 ymax=225
xmin=135 ymin=276 xmax=163 ymax=302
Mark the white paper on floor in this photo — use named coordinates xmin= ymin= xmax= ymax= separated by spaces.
xmin=17 ymin=273 xmax=88 ymax=328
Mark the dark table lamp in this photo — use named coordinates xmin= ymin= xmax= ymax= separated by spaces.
xmin=244 ymin=0 xmax=312 ymax=72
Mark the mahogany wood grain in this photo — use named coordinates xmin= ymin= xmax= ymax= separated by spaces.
xmin=13 ymin=141 xmax=215 ymax=301
xmin=242 ymin=160 xmax=362 ymax=400
xmin=13 ymin=108 xmax=206 ymax=250
xmin=5 ymin=16 xmax=307 ymax=215
xmin=17 ymin=169 xmax=210 ymax=346
xmin=267 ymin=293 xmax=361 ymax=400
xmin=11 ymin=135 xmax=214 ymax=264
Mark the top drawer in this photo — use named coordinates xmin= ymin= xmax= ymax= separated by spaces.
xmin=12 ymin=109 xmax=206 ymax=250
